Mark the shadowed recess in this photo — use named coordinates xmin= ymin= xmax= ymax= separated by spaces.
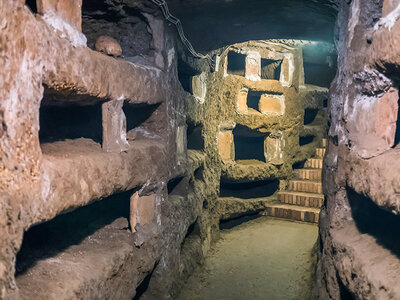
xmin=347 ymin=187 xmax=400 ymax=258
xmin=304 ymin=108 xmax=319 ymax=125
xmin=39 ymin=103 xmax=103 ymax=143
xmin=233 ymin=125 xmax=268 ymax=162
xmin=220 ymin=179 xmax=279 ymax=199
xmin=187 ymin=121 xmax=204 ymax=150
xmin=15 ymin=189 xmax=136 ymax=276
xmin=227 ymin=51 xmax=246 ymax=76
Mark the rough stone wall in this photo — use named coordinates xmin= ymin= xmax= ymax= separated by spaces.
xmin=0 ymin=1 xmax=205 ymax=299
xmin=315 ymin=0 xmax=400 ymax=298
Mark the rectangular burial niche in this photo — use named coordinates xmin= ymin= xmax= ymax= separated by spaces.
xmin=233 ymin=125 xmax=267 ymax=162
xmin=299 ymin=135 xmax=315 ymax=146
xmin=15 ymin=189 xmax=133 ymax=277
xmin=347 ymin=187 xmax=400 ymax=258
xmin=260 ymin=58 xmax=282 ymax=80
xmin=39 ymin=103 xmax=103 ymax=144
xmin=227 ymin=51 xmax=246 ymax=76
xmin=219 ymin=178 xmax=279 ymax=199
xmin=246 ymin=91 xmax=263 ymax=111
xmin=123 ymin=102 xmax=161 ymax=138
xmin=303 ymin=108 xmax=319 ymax=125
xmin=177 ymin=58 xmax=201 ymax=93
xmin=186 ymin=121 xmax=204 ymax=150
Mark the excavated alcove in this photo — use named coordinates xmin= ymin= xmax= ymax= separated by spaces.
xmin=233 ymin=125 xmax=268 ymax=162
xmin=15 ymin=189 xmax=133 ymax=279
xmin=303 ymin=108 xmax=319 ymax=125
xmin=227 ymin=51 xmax=246 ymax=76
xmin=219 ymin=179 xmax=279 ymax=199
xmin=123 ymin=102 xmax=163 ymax=138
xmin=299 ymin=135 xmax=315 ymax=146
xmin=186 ymin=121 xmax=204 ymax=151
xmin=261 ymin=58 xmax=282 ymax=80
xmin=246 ymin=90 xmax=284 ymax=115
xmin=39 ymin=102 xmax=103 ymax=144
xmin=347 ymin=187 xmax=400 ymax=257
xmin=82 ymin=1 xmax=152 ymax=59
xmin=168 ymin=176 xmax=189 ymax=197
xmin=178 ymin=58 xmax=201 ymax=93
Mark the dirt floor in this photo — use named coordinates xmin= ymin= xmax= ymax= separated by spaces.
xmin=177 ymin=216 xmax=318 ymax=300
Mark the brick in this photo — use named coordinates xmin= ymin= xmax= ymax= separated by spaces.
xmin=236 ymin=88 xmax=248 ymax=114
xmin=130 ymin=192 xmax=156 ymax=232
xmin=245 ymin=51 xmax=261 ymax=81
xmin=294 ymin=169 xmax=322 ymax=180
xmin=102 ymin=100 xmax=130 ymax=153
xmin=218 ymin=130 xmax=234 ymax=161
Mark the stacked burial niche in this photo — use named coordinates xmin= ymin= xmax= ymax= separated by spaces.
xmin=5 ymin=0 xmax=188 ymax=299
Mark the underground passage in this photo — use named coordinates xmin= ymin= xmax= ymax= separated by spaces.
xmin=1 ymin=0 xmax=400 ymax=299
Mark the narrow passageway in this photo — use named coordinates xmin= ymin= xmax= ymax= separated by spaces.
xmin=178 ymin=217 xmax=318 ymax=300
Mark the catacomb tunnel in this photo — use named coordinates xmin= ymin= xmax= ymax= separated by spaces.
xmin=1 ymin=0 xmax=400 ymax=299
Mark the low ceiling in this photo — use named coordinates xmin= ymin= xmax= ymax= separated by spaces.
xmin=164 ymin=0 xmax=338 ymax=52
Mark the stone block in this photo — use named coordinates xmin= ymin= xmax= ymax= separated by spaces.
xmin=349 ymin=87 xmax=399 ymax=158
xmin=176 ymin=125 xmax=186 ymax=155
xmin=236 ymin=88 xmax=248 ymax=114
xmin=130 ymin=192 xmax=156 ymax=232
xmin=259 ymin=94 xmax=285 ymax=115
xmin=280 ymin=55 xmax=294 ymax=87
xmin=37 ymin=0 xmax=82 ymax=31
xmin=245 ymin=51 xmax=261 ymax=81
xmin=264 ymin=133 xmax=283 ymax=165
xmin=191 ymin=72 xmax=207 ymax=104
xmin=102 ymin=100 xmax=130 ymax=153
xmin=218 ymin=130 xmax=234 ymax=161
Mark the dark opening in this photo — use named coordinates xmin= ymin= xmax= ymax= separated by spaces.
xmin=337 ymin=272 xmax=356 ymax=300
xmin=39 ymin=104 xmax=102 ymax=144
xmin=292 ymin=159 xmax=306 ymax=169
xmin=323 ymin=98 xmax=328 ymax=108
xmin=303 ymin=62 xmax=336 ymax=88
xmin=393 ymin=95 xmax=400 ymax=148
xmin=132 ymin=261 xmax=158 ymax=300
xmin=219 ymin=213 xmax=262 ymax=230
xmin=220 ymin=179 xmax=279 ymax=199
xmin=246 ymin=91 xmax=262 ymax=112
xmin=304 ymin=108 xmax=319 ymax=125
xmin=178 ymin=58 xmax=199 ymax=93
xmin=186 ymin=121 xmax=204 ymax=150
xmin=194 ymin=166 xmax=204 ymax=181
xmin=25 ymin=0 xmax=37 ymax=13
xmin=123 ymin=103 xmax=161 ymax=132
xmin=168 ymin=176 xmax=188 ymax=196
xmin=299 ymin=135 xmax=315 ymax=146
xmin=227 ymin=51 xmax=246 ymax=76
xmin=183 ymin=218 xmax=200 ymax=241
xmin=261 ymin=58 xmax=282 ymax=80
xmin=16 ymin=190 xmax=133 ymax=276
xmin=347 ymin=187 xmax=400 ymax=258
xmin=233 ymin=125 xmax=267 ymax=162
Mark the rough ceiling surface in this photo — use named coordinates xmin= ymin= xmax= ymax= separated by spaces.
xmin=165 ymin=0 xmax=338 ymax=51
